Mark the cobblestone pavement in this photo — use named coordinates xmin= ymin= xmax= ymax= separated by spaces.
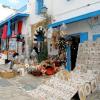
xmin=86 ymin=90 xmax=100 ymax=100
xmin=0 ymin=74 xmax=50 ymax=100
xmin=0 ymin=74 xmax=100 ymax=100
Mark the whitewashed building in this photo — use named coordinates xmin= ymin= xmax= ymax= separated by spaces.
xmin=20 ymin=0 xmax=100 ymax=42
xmin=0 ymin=0 xmax=100 ymax=62
xmin=45 ymin=0 xmax=100 ymax=41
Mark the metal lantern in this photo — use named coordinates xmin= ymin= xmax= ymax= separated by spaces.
xmin=60 ymin=23 xmax=68 ymax=36
xmin=40 ymin=6 xmax=48 ymax=17
xmin=60 ymin=23 xmax=68 ymax=31
xmin=41 ymin=6 xmax=48 ymax=13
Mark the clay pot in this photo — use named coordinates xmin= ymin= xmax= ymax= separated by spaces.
xmin=45 ymin=66 xmax=55 ymax=75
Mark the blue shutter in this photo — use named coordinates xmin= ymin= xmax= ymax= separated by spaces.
xmin=80 ymin=32 xmax=88 ymax=43
xmin=93 ymin=34 xmax=100 ymax=41
xmin=36 ymin=0 xmax=44 ymax=14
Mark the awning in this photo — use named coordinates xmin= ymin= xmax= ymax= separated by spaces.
xmin=48 ymin=10 xmax=100 ymax=28
xmin=0 ymin=13 xmax=29 ymax=27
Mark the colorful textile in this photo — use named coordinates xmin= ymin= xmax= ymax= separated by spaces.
xmin=11 ymin=31 xmax=16 ymax=38
xmin=2 ymin=25 xmax=8 ymax=39
xmin=7 ymin=21 xmax=11 ymax=37
xmin=17 ymin=21 xmax=23 ymax=34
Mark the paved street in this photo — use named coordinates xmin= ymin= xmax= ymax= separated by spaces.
xmin=0 ymin=74 xmax=49 ymax=100
xmin=86 ymin=90 xmax=100 ymax=100
xmin=0 ymin=74 xmax=100 ymax=100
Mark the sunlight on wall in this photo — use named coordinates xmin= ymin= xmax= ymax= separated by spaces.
xmin=0 ymin=4 xmax=15 ymax=22
xmin=8 ymin=0 xmax=19 ymax=3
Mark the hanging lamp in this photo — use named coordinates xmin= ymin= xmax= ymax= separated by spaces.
xmin=60 ymin=23 xmax=68 ymax=36
xmin=60 ymin=23 xmax=68 ymax=30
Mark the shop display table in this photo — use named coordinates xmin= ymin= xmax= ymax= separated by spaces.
xmin=0 ymin=70 xmax=17 ymax=79
xmin=27 ymin=70 xmax=99 ymax=100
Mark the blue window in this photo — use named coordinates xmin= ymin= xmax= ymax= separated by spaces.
xmin=80 ymin=32 xmax=88 ymax=43
xmin=36 ymin=0 xmax=44 ymax=14
xmin=93 ymin=34 xmax=100 ymax=41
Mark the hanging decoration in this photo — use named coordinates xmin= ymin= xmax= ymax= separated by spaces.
xmin=17 ymin=20 xmax=23 ymax=34
xmin=66 ymin=45 xmax=71 ymax=71
xmin=33 ymin=26 xmax=47 ymax=63
xmin=60 ymin=23 xmax=68 ymax=36
xmin=0 ymin=28 xmax=3 ymax=36
xmin=52 ymin=28 xmax=59 ymax=49
xmin=9 ymin=38 xmax=17 ymax=51
xmin=11 ymin=31 xmax=16 ymax=38
xmin=47 ymin=27 xmax=53 ymax=55
xmin=33 ymin=26 xmax=46 ymax=52
xmin=7 ymin=21 xmax=12 ymax=37
xmin=58 ymin=37 xmax=66 ymax=52
xmin=2 ymin=25 xmax=8 ymax=39
xmin=33 ymin=26 xmax=46 ymax=43
xmin=16 ymin=20 xmax=23 ymax=42
xmin=11 ymin=23 xmax=16 ymax=38
xmin=1 ymin=39 xmax=7 ymax=50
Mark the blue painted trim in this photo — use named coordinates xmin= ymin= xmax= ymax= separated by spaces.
xmin=48 ymin=10 xmax=100 ymax=28
xmin=66 ymin=46 xmax=71 ymax=71
xmin=0 ymin=13 xmax=29 ymax=27
xmin=65 ymin=32 xmax=88 ymax=71
xmin=93 ymin=34 xmax=100 ymax=41
xmin=36 ymin=0 xmax=44 ymax=15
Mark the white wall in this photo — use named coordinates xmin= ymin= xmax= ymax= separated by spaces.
xmin=44 ymin=0 xmax=100 ymax=41
xmin=27 ymin=0 xmax=44 ymax=25
xmin=20 ymin=0 xmax=43 ymax=57
xmin=27 ymin=0 xmax=100 ymax=26
xmin=25 ymin=0 xmax=100 ymax=42
xmin=44 ymin=0 xmax=100 ymax=23
xmin=66 ymin=16 xmax=100 ymax=41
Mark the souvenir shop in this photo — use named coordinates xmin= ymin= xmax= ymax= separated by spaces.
xmin=48 ymin=10 xmax=100 ymax=72
xmin=0 ymin=13 xmax=28 ymax=65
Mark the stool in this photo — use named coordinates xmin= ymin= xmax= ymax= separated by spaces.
xmin=18 ymin=68 xmax=25 ymax=76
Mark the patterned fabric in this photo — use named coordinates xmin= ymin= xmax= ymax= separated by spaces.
xmin=7 ymin=21 xmax=12 ymax=37
xmin=2 ymin=25 xmax=8 ymax=39
xmin=17 ymin=21 xmax=23 ymax=34
xmin=33 ymin=26 xmax=46 ymax=43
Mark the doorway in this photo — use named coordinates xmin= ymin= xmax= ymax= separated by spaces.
xmin=70 ymin=35 xmax=80 ymax=70
xmin=65 ymin=32 xmax=88 ymax=71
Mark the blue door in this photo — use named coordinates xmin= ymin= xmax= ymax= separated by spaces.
xmin=65 ymin=32 xmax=88 ymax=71
xmin=93 ymin=34 xmax=100 ymax=41
xmin=80 ymin=32 xmax=88 ymax=43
